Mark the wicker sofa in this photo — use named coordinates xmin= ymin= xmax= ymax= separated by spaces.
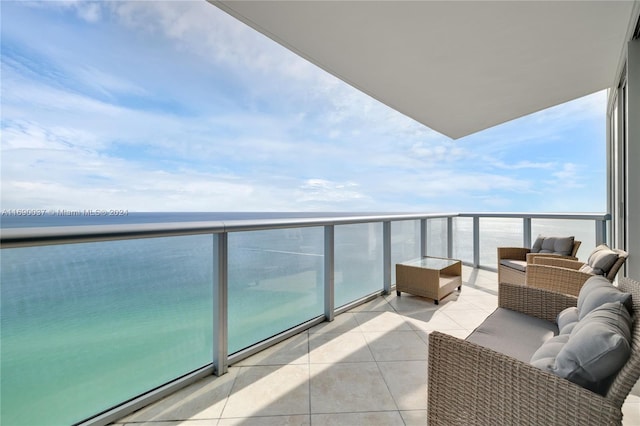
xmin=428 ymin=277 xmax=640 ymax=425
xmin=497 ymin=237 xmax=581 ymax=286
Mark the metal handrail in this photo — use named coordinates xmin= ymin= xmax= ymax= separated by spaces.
xmin=458 ymin=212 xmax=610 ymax=220
xmin=0 ymin=212 xmax=609 ymax=249
xmin=0 ymin=213 xmax=458 ymax=248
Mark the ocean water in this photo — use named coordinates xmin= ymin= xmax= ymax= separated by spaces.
xmin=0 ymin=213 xmax=597 ymax=424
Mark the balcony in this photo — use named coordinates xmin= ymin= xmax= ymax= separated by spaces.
xmin=109 ymin=265 xmax=640 ymax=425
xmin=1 ymin=212 xmax=637 ymax=425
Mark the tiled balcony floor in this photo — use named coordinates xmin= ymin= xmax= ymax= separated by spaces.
xmin=114 ymin=267 xmax=640 ymax=426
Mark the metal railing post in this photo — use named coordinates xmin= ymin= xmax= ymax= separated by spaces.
xmin=523 ymin=217 xmax=532 ymax=248
xmin=596 ymin=219 xmax=607 ymax=246
xmin=324 ymin=225 xmax=335 ymax=322
xmin=447 ymin=217 xmax=453 ymax=259
xmin=383 ymin=221 xmax=391 ymax=294
xmin=214 ymin=232 xmax=228 ymax=376
xmin=473 ymin=216 xmax=480 ymax=267
xmin=420 ymin=218 xmax=427 ymax=257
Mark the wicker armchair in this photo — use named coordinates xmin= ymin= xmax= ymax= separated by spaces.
xmin=427 ymin=278 xmax=640 ymax=425
xmin=527 ymin=248 xmax=628 ymax=297
xmin=497 ymin=239 xmax=581 ymax=286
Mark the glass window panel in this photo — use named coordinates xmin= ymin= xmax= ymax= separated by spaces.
xmin=227 ymin=227 xmax=324 ymax=354
xmin=531 ymin=219 xmax=594 ymax=262
xmin=334 ymin=223 xmax=383 ymax=308
xmin=453 ymin=217 xmax=473 ymax=264
xmin=427 ymin=218 xmax=448 ymax=258
xmin=391 ymin=220 xmax=421 ymax=284
xmin=479 ymin=218 xmax=522 ymax=267
xmin=0 ymin=235 xmax=215 ymax=425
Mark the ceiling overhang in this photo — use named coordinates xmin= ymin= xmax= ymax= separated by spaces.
xmin=210 ymin=1 xmax=635 ymax=139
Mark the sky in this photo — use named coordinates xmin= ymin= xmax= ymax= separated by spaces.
xmin=0 ymin=1 xmax=608 ymax=213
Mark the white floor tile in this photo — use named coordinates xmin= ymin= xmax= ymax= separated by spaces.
xmin=309 ymin=332 xmax=374 ymax=364
xmin=311 ymin=411 xmax=405 ymax=425
xmin=221 ymin=365 xmax=309 ymax=418
xmin=310 ymin=363 xmax=397 ymax=413
xmin=363 ymin=331 xmax=427 ymax=361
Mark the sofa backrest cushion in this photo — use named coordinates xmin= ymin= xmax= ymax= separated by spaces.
xmin=577 ymin=276 xmax=632 ymax=320
xmin=531 ymin=236 xmax=574 ymax=255
xmin=578 ymin=244 xmax=620 ymax=276
xmin=531 ymin=301 xmax=632 ymax=395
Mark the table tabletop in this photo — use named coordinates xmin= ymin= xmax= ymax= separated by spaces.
xmin=398 ymin=256 xmax=460 ymax=271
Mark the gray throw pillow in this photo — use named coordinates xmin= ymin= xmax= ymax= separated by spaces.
xmin=530 ymin=334 xmax=570 ymax=368
xmin=584 ymin=244 xmax=619 ymax=275
xmin=551 ymin=236 xmax=574 ymax=256
xmin=578 ymin=264 xmax=596 ymax=275
xmin=557 ymin=307 xmax=579 ymax=334
xmin=577 ymin=276 xmax=632 ymax=320
xmin=531 ymin=236 xmax=545 ymax=253
xmin=554 ymin=302 xmax=632 ymax=394
xmin=534 ymin=236 xmax=574 ymax=255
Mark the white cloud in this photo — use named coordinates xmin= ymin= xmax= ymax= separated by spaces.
xmin=533 ymin=90 xmax=606 ymax=124
xmin=19 ymin=1 xmax=102 ymax=22
xmin=72 ymin=65 xmax=149 ymax=97
xmin=76 ymin=2 xmax=102 ymax=23
xmin=548 ymin=162 xmax=585 ymax=189
xmin=109 ymin=1 xmax=320 ymax=82
xmin=297 ymin=179 xmax=368 ymax=207
xmin=489 ymin=160 xmax=556 ymax=170
xmin=1 ymin=131 xmax=296 ymax=212
xmin=409 ymin=142 xmax=469 ymax=164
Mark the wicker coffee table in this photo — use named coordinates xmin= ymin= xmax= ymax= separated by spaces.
xmin=395 ymin=256 xmax=462 ymax=304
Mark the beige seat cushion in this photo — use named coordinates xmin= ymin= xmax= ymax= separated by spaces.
xmin=499 ymin=259 xmax=527 ymax=272
xmin=467 ymin=308 xmax=558 ymax=363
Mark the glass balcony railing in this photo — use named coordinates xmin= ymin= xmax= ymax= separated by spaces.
xmin=426 ymin=217 xmax=449 ymax=258
xmin=452 ymin=216 xmax=473 ymax=264
xmin=0 ymin=212 xmax=609 ymax=425
xmin=227 ymin=227 xmax=324 ymax=354
xmin=390 ymin=220 xmax=421 ymax=284
xmin=479 ymin=217 xmax=523 ymax=266
xmin=1 ymin=235 xmax=215 ymax=426
xmin=334 ymin=222 xmax=384 ymax=308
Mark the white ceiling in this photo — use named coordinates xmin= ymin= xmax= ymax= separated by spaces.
xmin=210 ymin=1 xmax=636 ymax=139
